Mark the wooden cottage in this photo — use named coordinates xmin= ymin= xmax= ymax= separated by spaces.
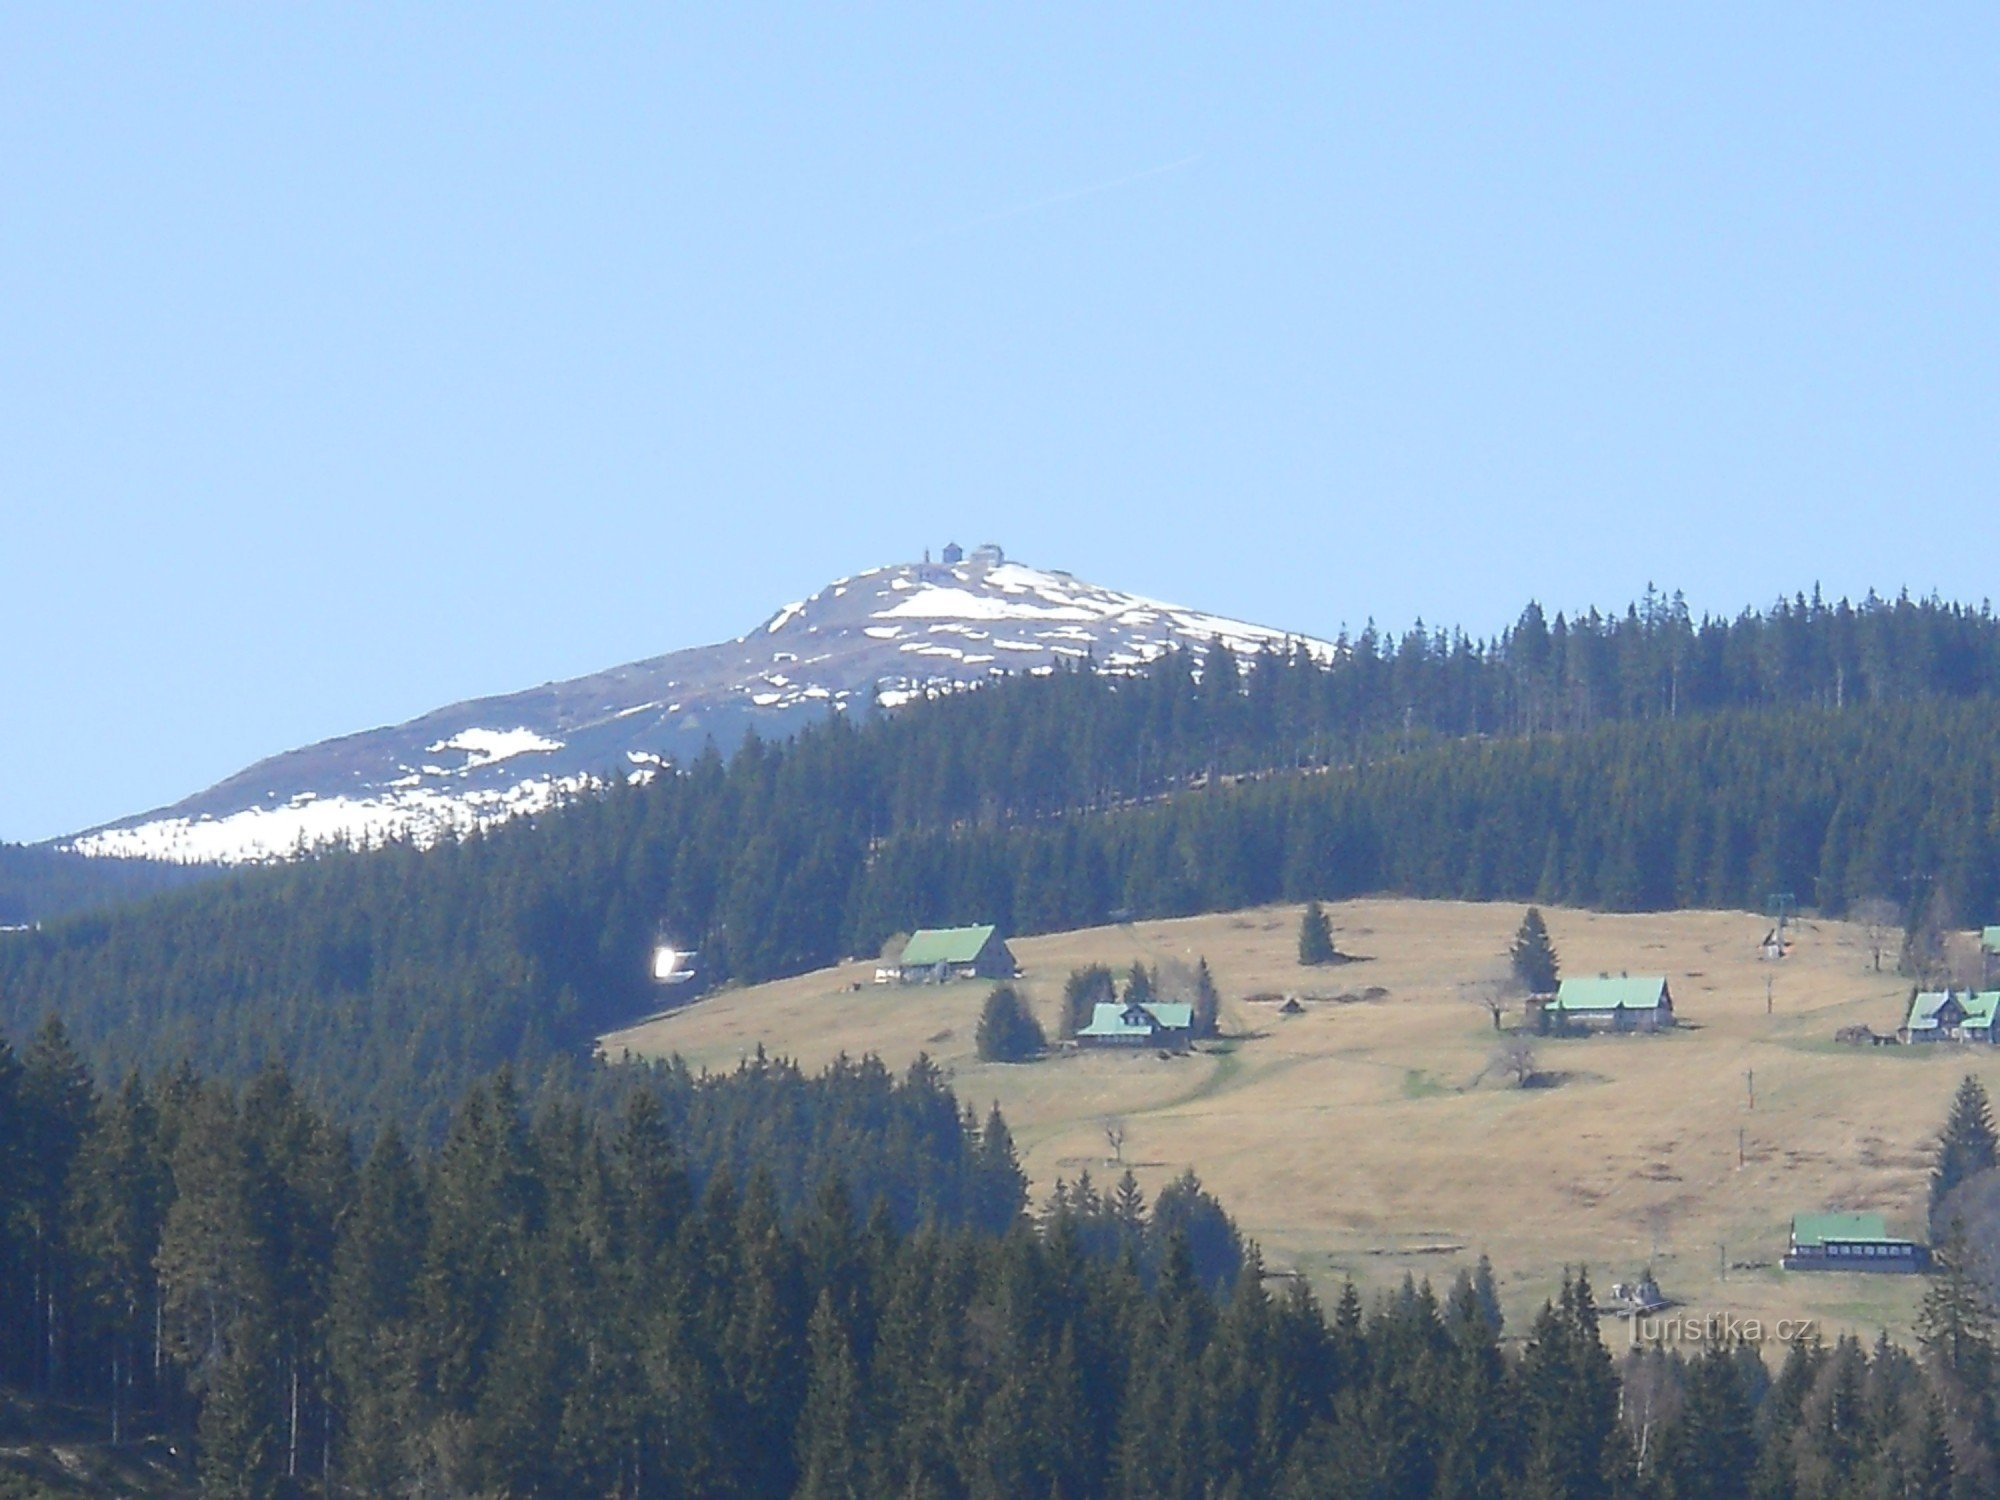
xmin=1900 ymin=989 xmax=2000 ymax=1044
xmin=1540 ymin=975 xmax=1676 ymax=1033
xmin=891 ymin=925 xmax=1019 ymax=984
xmin=1076 ymin=1000 xmax=1194 ymax=1051
xmin=1782 ymin=1212 xmax=1926 ymax=1273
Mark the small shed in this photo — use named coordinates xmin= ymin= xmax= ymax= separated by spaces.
xmin=1541 ymin=975 xmax=1675 ymax=1033
xmin=1901 ymin=989 xmax=2000 ymax=1044
xmin=1076 ymin=1000 xmax=1194 ymax=1051
xmin=894 ymin=925 xmax=1018 ymax=983
xmin=1782 ymin=1212 xmax=1927 ymax=1273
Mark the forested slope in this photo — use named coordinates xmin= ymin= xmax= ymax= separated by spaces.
xmin=0 ymin=1023 xmax=1989 ymax=1498
xmin=2 ymin=590 xmax=1997 ymax=1131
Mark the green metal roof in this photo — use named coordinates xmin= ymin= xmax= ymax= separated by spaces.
xmin=898 ymin=925 xmax=998 ymax=966
xmin=1906 ymin=990 xmax=2000 ymax=1032
xmin=1076 ymin=1001 xmax=1195 ymax=1037
xmin=1791 ymin=1212 xmax=1894 ymax=1248
xmin=1548 ymin=976 xmax=1670 ymax=1011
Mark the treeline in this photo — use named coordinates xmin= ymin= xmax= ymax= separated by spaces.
xmin=847 ymin=697 xmax=2000 ymax=952
xmin=7 ymin=1025 xmax=2000 ymax=1497
xmin=5 ymin=695 xmax=2000 ymax=1130
xmin=861 ymin=586 xmax=2000 ymax=823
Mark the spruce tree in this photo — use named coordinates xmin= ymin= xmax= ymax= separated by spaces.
xmin=1297 ymin=902 xmax=1336 ymax=967
xmin=1192 ymin=958 xmax=1222 ymax=1038
xmin=795 ymin=1291 xmax=867 ymax=1500
xmin=1061 ymin=964 xmax=1117 ymax=1039
xmin=975 ymin=985 xmax=1046 ymax=1063
xmin=1510 ymin=907 xmax=1561 ymax=995
xmin=1124 ymin=962 xmax=1156 ymax=1006
xmin=1931 ymin=1074 xmax=1998 ymax=1227
xmin=1655 ymin=1343 xmax=1756 ymax=1499
xmin=1916 ymin=1219 xmax=1996 ymax=1405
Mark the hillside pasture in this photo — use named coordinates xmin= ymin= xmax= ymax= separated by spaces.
xmin=602 ymin=899 xmax=1993 ymax=1342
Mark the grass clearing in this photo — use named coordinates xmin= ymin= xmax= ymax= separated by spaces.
xmin=603 ymin=898 xmax=1988 ymax=1342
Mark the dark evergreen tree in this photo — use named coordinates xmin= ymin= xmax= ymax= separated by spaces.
xmin=795 ymin=1289 xmax=867 ymax=1499
xmin=1654 ymin=1343 xmax=1756 ymax=1499
xmin=1192 ymin=957 xmax=1221 ymax=1037
xmin=975 ymin=984 xmax=1046 ymax=1063
xmin=1511 ymin=906 xmax=1561 ymax=995
xmin=1931 ymin=1074 xmax=1998 ymax=1228
xmin=1123 ymin=962 xmax=1156 ymax=1006
xmin=1062 ymin=964 xmax=1117 ymax=1039
xmin=1297 ymin=901 xmax=1336 ymax=967
xmin=1917 ymin=1219 xmax=1996 ymax=1412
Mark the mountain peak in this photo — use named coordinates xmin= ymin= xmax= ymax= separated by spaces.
xmin=65 ymin=552 xmax=1333 ymax=864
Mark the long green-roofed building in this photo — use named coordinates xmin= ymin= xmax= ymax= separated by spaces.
xmin=889 ymin=925 xmax=1018 ymax=983
xmin=1783 ymin=1212 xmax=1926 ymax=1273
xmin=1540 ymin=974 xmax=1676 ymax=1032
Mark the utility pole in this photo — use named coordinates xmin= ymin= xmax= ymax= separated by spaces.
xmin=1745 ymin=1069 xmax=1756 ymax=1110
xmin=1738 ymin=1128 xmax=1746 ymax=1169
xmin=1766 ymin=975 xmax=1773 ymax=1016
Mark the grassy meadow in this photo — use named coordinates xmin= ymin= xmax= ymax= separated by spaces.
xmin=601 ymin=899 xmax=2000 ymax=1344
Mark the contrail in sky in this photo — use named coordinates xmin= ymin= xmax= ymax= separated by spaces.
xmin=939 ymin=152 xmax=1205 ymax=237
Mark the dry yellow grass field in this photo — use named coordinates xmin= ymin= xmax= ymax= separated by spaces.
xmin=602 ymin=900 xmax=2000 ymax=1344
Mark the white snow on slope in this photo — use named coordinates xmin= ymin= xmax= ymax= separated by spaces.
xmin=64 ymin=550 xmax=1342 ymax=866
xmin=428 ymin=727 xmax=565 ymax=767
xmin=69 ymin=773 xmax=595 ymax=864
xmin=874 ymin=587 xmax=1097 ymax=624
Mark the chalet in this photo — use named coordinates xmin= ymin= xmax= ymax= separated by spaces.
xmin=1900 ymin=989 xmax=2000 ymax=1044
xmin=1782 ymin=1212 xmax=1927 ymax=1274
xmin=1076 ymin=1000 xmax=1194 ymax=1051
xmin=1540 ymin=975 xmax=1676 ymax=1033
xmin=889 ymin=925 xmax=1019 ymax=984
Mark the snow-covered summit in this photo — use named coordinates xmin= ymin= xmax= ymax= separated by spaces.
xmin=64 ymin=549 xmax=1335 ymax=864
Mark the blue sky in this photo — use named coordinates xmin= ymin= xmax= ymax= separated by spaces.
xmin=5 ymin=7 xmax=1996 ymax=842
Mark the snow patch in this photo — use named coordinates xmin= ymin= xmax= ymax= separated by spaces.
xmin=428 ymin=727 xmax=563 ymax=768
xmin=68 ymin=774 xmax=596 ymax=864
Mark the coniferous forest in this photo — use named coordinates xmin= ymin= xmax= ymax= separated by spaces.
xmin=4 ymin=589 xmax=1999 ymax=1132
xmin=6 ymin=1019 xmax=2000 ymax=1499
xmin=2 ymin=588 xmax=2000 ymax=1491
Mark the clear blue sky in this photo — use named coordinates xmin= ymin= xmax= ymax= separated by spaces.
xmin=5 ymin=7 xmax=1996 ymax=842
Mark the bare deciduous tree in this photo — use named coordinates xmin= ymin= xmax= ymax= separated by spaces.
xmin=1461 ymin=966 xmax=1523 ymax=1033
xmin=1492 ymin=1035 xmax=1539 ymax=1089
xmin=1851 ymin=897 xmax=1899 ymax=974
xmin=1103 ymin=1117 xmax=1126 ymax=1165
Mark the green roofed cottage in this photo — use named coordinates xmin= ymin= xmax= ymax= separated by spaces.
xmin=1782 ymin=1212 xmax=1927 ymax=1273
xmin=887 ymin=925 xmax=1019 ymax=984
xmin=1075 ymin=1000 xmax=1195 ymax=1051
xmin=1899 ymin=989 xmax=2000 ymax=1044
xmin=1539 ymin=974 xmax=1675 ymax=1033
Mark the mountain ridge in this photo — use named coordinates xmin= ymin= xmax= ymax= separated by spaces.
xmin=64 ymin=546 xmax=1335 ymax=863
